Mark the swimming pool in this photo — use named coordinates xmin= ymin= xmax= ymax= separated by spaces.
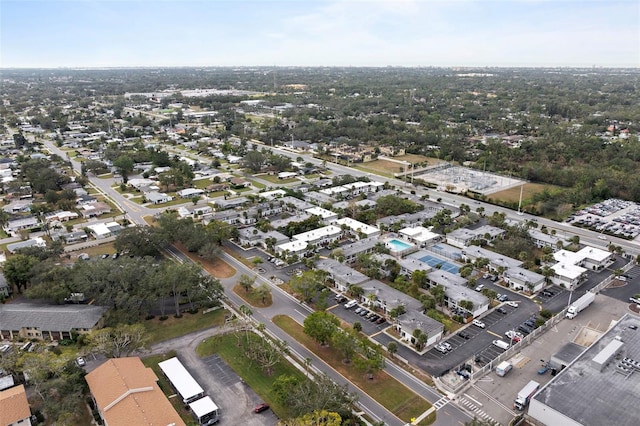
xmin=387 ymin=239 xmax=413 ymax=252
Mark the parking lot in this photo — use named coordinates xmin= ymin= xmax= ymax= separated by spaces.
xmin=460 ymin=292 xmax=630 ymax=425
xmin=327 ymin=294 xmax=390 ymax=335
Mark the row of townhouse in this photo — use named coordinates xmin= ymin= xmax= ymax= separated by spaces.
xmin=317 ymin=258 xmax=443 ymax=348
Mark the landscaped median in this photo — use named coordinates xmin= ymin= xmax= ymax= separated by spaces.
xmin=272 ymin=314 xmax=436 ymax=425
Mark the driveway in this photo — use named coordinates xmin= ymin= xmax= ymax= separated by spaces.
xmin=149 ymin=327 xmax=277 ymax=426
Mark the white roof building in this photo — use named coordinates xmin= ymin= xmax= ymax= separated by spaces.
xmin=332 ymin=217 xmax=380 ymax=238
xmin=305 ymin=207 xmax=338 ymax=223
xmin=293 ymin=225 xmax=342 ymax=244
xmin=399 ymin=226 xmax=440 ymax=246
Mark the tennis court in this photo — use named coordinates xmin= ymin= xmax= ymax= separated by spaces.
xmin=419 ymin=254 xmax=460 ymax=274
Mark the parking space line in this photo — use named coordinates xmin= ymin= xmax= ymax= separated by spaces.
xmin=486 ymin=330 xmax=501 ymax=338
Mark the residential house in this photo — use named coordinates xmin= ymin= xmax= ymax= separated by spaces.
xmin=145 ymin=191 xmax=173 ymax=204
xmin=177 ymin=204 xmax=213 ymax=219
xmin=3 ymin=217 xmax=39 ymax=237
xmin=2 ymin=200 xmax=32 ymax=214
xmin=213 ymin=197 xmax=250 ymax=210
xmin=271 ymin=213 xmax=312 ymax=230
xmin=177 ymin=188 xmax=205 ymax=199
xmin=292 ymin=225 xmax=342 ymax=247
xmin=461 ymin=246 xmax=523 ymax=273
xmin=44 ymin=210 xmax=79 ymax=223
xmin=395 ymin=310 xmax=444 ymax=349
xmin=0 ymin=303 xmax=107 ymax=341
xmin=7 ymin=237 xmax=46 ymax=254
xmin=86 ymin=357 xmax=186 ymax=426
xmin=316 ymin=258 xmax=369 ymax=292
xmin=339 ymin=237 xmax=379 ymax=263
xmin=81 ymin=202 xmax=112 ymax=218
xmin=51 ymin=230 xmax=88 ymax=244
xmin=503 ymin=266 xmax=545 ymax=293
xmin=398 ymin=226 xmax=440 ymax=247
xmin=280 ymin=196 xmax=314 ymax=211
xmin=229 ymin=177 xmax=251 ymax=188
xmin=332 ymin=217 xmax=380 ymax=239
xmin=426 ymin=270 xmax=489 ymax=318
xmin=529 ymin=229 xmax=564 ymax=251
xmin=0 ymin=385 xmax=32 ymax=426
xmin=305 ymin=206 xmax=339 ymax=224
xmin=208 ymin=210 xmax=242 ymax=226
xmin=275 ymin=239 xmax=308 ymax=258
xmin=76 ymin=193 xmax=98 ymax=205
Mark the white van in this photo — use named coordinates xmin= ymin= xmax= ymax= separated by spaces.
xmin=492 ymin=339 xmax=510 ymax=350
xmin=496 ymin=361 xmax=513 ymax=377
xmin=344 ymin=300 xmax=358 ymax=309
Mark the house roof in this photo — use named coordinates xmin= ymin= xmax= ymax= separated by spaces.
xmin=0 ymin=384 xmax=31 ymax=425
xmin=86 ymin=357 xmax=185 ymax=426
xmin=0 ymin=303 xmax=107 ymax=332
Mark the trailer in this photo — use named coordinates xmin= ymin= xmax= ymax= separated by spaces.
xmin=158 ymin=357 xmax=205 ymax=404
xmin=514 ymin=380 xmax=540 ymax=410
xmin=566 ymin=292 xmax=595 ymax=319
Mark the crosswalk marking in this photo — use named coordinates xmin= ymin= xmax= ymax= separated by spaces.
xmin=433 ymin=395 xmax=450 ymax=410
xmin=456 ymin=396 xmax=501 ymax=426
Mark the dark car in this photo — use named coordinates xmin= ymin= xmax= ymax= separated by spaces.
xmin=457 ymin=331 xmax=470 ymax=339
xmin=518 ymin=325 xmax=531 ymax=335
xmin=369 ymin=314 xmax=380 ymax=322
xmin=497 ymin=307 xmax=508 ymax=314
xmin=524 ymin=319 xmax=536 ymax=328
xmin=254 ymin=403 xmax=270 ymax=413
xmin=376 ymin=316 xmax=386 ymax=324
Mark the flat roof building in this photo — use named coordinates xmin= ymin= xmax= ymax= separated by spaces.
xmin=529 ymin=313 xmax=640 ymax=426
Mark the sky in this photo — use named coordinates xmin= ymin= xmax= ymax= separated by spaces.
xmin=1 ymin=0 xmax=639 ymax=68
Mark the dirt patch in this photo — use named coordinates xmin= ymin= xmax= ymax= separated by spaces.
xmin=174 ymin=243 xmax=236 ymax=278
xmin=608 ymin=280 xmax=628 ymax=288
xmin=629 ymin=303 xmax=640 ymax=314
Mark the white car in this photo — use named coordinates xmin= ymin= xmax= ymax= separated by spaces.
xmin=472 ymin=319 xmax=486 ymax=328
xmin=344 ymin=300 xmax=358 ymax=309
xmin=598 ymin=235 xmax=607 ymax=240
xmin=475 ymin=284 xmax=485 ymax=292
xmin=505 ymin=301 xmax=519 ymax=308
xmin=76 ymin=357 xmax=86 ymax=367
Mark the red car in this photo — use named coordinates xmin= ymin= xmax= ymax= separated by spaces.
xmin=254 ymin=403 xmax=270 ymax=413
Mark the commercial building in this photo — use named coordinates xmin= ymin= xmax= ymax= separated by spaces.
xmin=528 ymin=313 xmax=640 ymax=426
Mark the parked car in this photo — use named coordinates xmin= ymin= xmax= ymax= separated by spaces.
xmin=442 ymin=342 xmax=452 ymax=351
xmin=496 ymin=307 xmax=508 ymax=314
xmin=76 ymin=356 xmax=86 ymax=367
xmin=524 ymin=319 xmax=536 ymax=328
xmin=506 ymin=301 xmax=519 ymax=308
xmin=498 ymin=294 xmax=509 ymax=302
xmin=475 ymin=284 xmax=485 ymax=292
xmin=458 ymin=331 xmax=470 ymax=339
xmin=254 ymin=403 xmax=270 ymax=413
xmin=335 ymin=295 xmax=347 ymax=303
xmin=354 ymin=307 xmax=364 ymax=314
xmin=472 ymin=319 xmax=486 ymax=328
xmin=375 ymin=316 xmax=386 ymax=324
xmin=435 ymin=344 xmax=448 ymax=354
xmin=359 ymin=309 xmax=368 ymax=316
xmin=517 ymin=325 xmax=531 ymax=335
xmin=369 ymin=314 xmax=380 ymax=322
xmin=344 ymin=300 xmax=358 ymax=309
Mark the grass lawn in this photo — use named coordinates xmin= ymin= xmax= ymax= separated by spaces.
xmin=70 ymin=242 xmax=117 ymax=257
xmin=272 ymin=315 xmax=434 ymax=425
xmin=232 ymin=284 xmax=273 ymax=308
xmin=196 ymin=333 xmax=307 ymax=419
xmin=143 ymin=308 xmax=227 ymax=345
xmin=175 ymin=243 xmax=236 ymax=278
xmin=247 ymin=179 xmax=266 ymax=189
xmin=142 ymin=352 xmax=197 ymax=425
xmin=490 ymin=182 xmax=562 ymax=204
xmin=258 ymin=174 xmax=298 ymax=184
xmin=193 ymin=179 xmax=212 ymax=189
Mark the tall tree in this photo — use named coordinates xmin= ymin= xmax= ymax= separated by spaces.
xmin=3 ymin=253 xmax=38 ymax=293
xmin=88 ymin=323 xmax=148 ymax=358
xmin=303 ymin=311 xmax=340 ymax=346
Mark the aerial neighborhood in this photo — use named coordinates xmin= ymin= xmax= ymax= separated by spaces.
xmin=0 ymin=66 xmax=639 ymax=426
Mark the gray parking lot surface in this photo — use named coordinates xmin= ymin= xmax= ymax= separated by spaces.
xmin=462 ymin=293 xmax=629 ymax=425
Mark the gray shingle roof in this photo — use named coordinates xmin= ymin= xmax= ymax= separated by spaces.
xmin=0 ymin=303 xmax=107 ymax=332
